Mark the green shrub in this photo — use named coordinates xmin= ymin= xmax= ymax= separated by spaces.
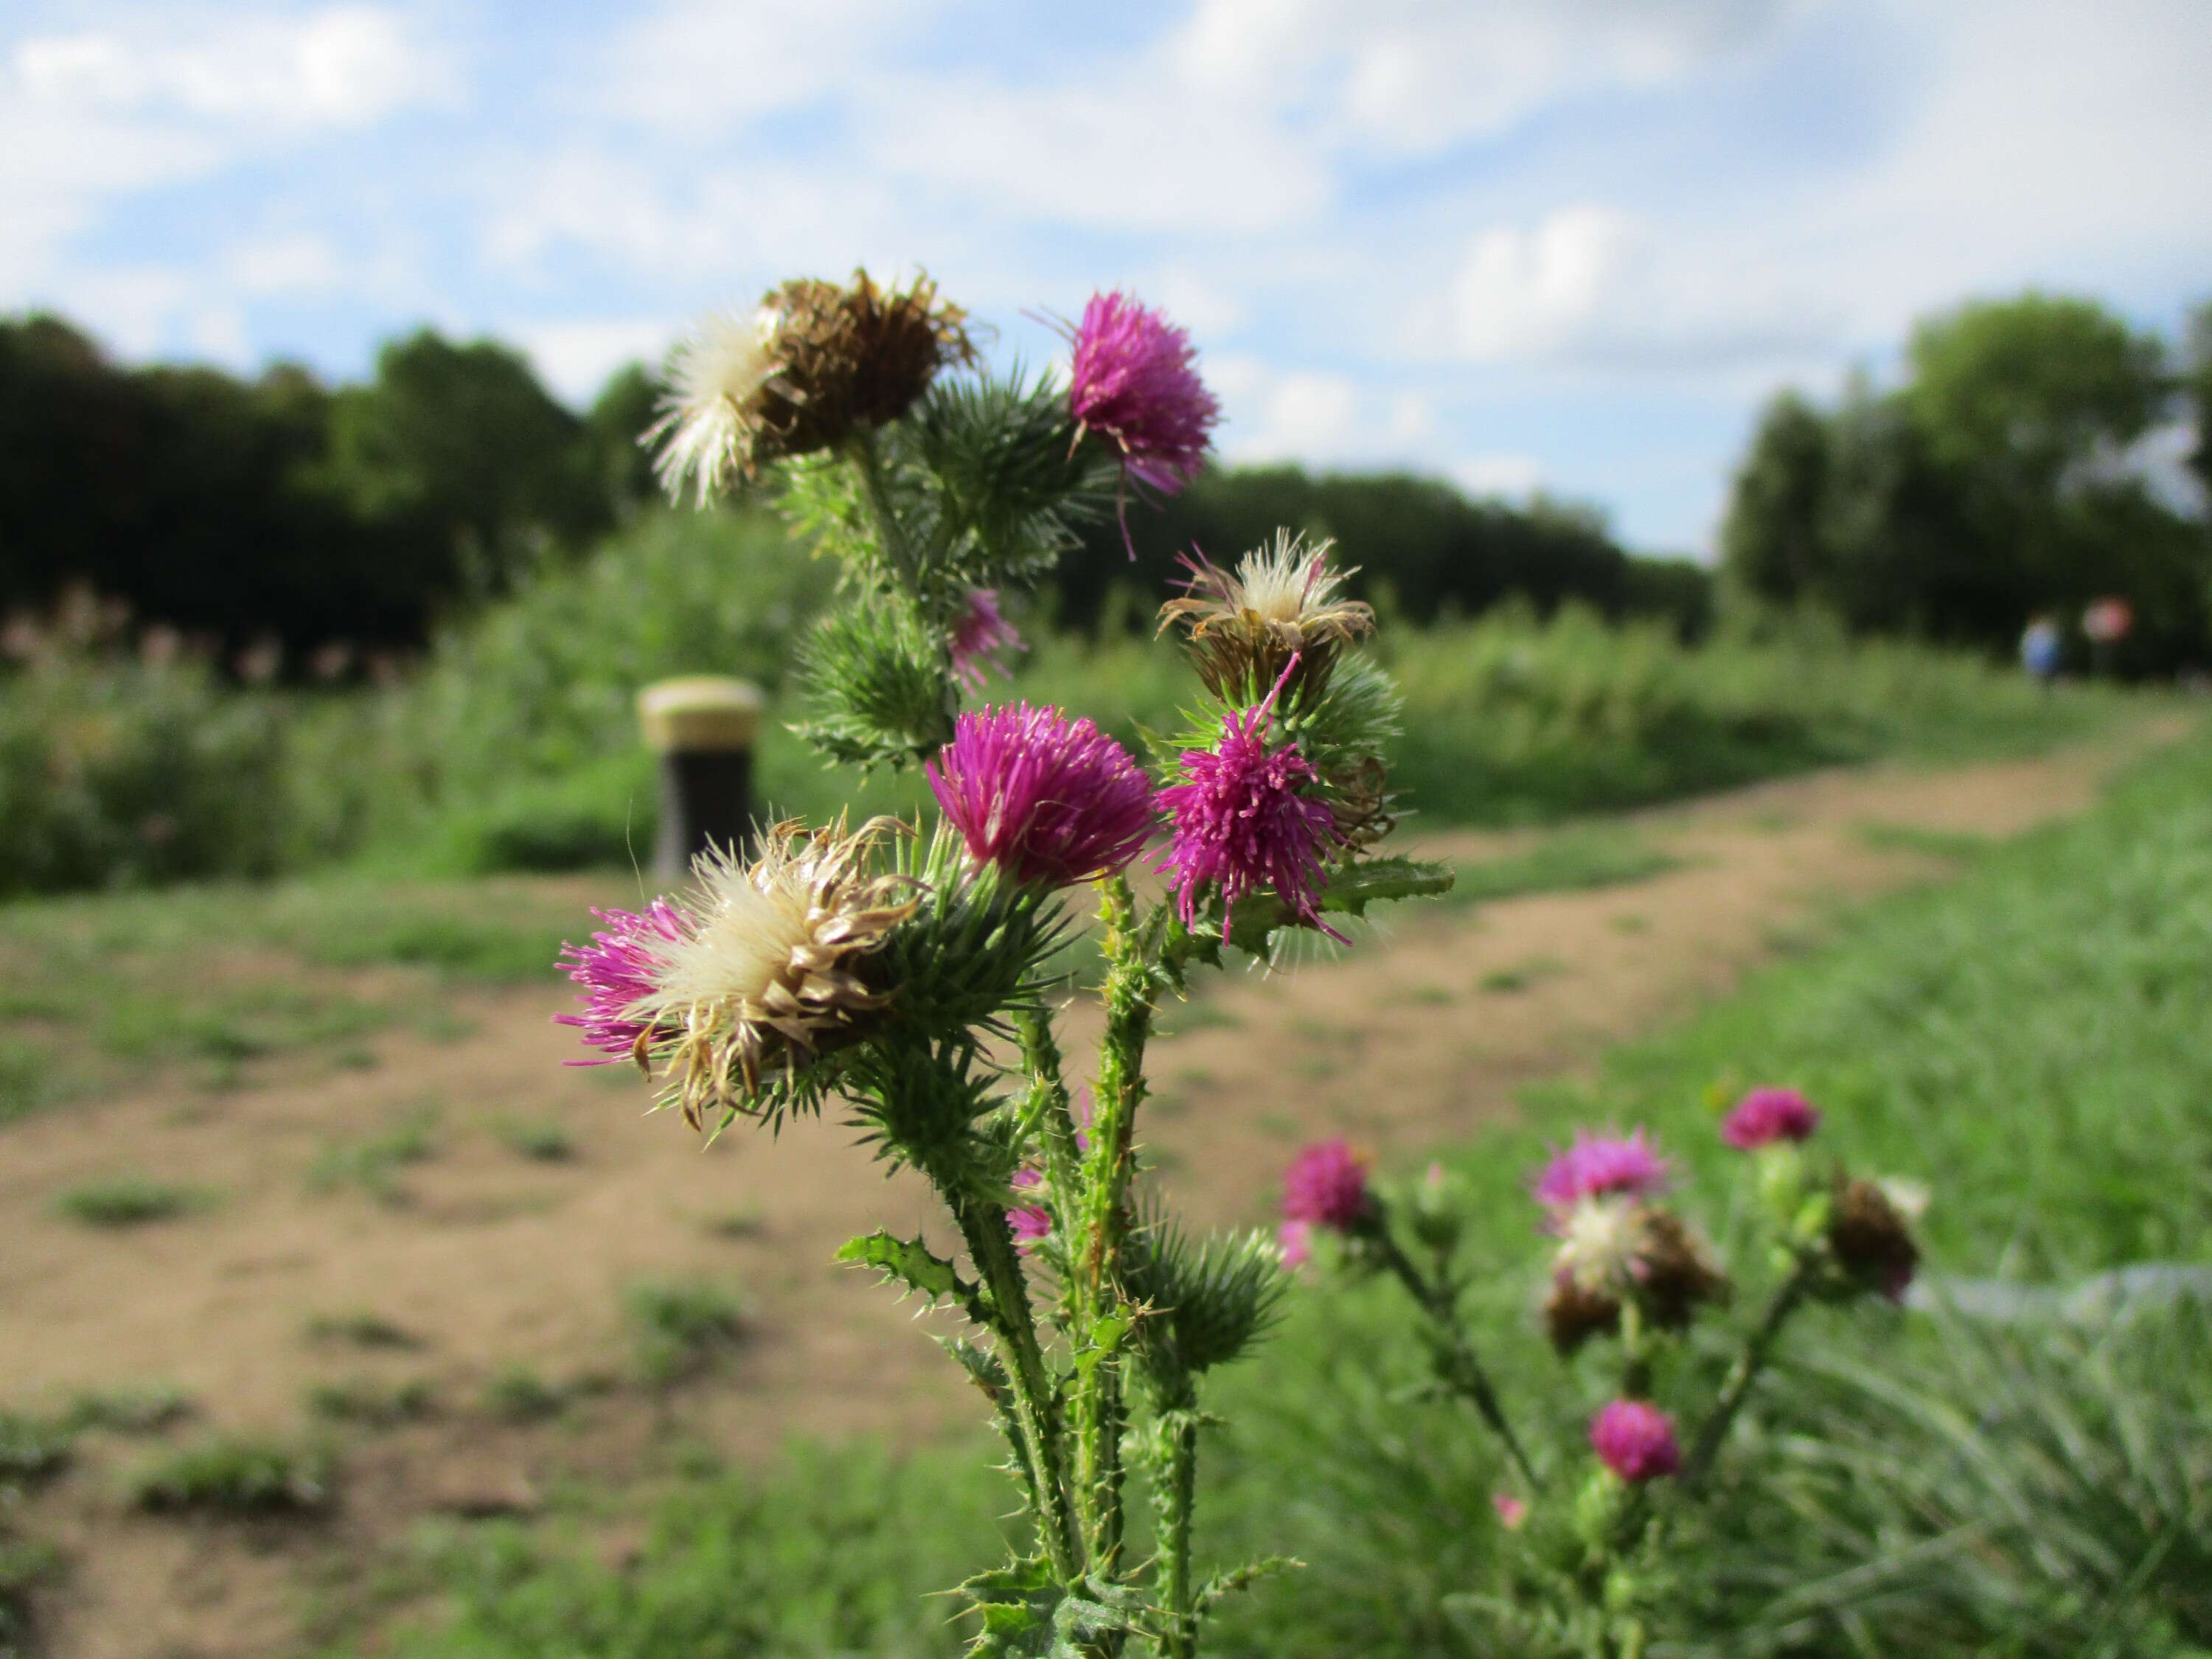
xmin=0 ymin=1413 xmax=74 ymax=1490
xmin=479 ymin=1366 xmax=566 ymax=1424
xmin=306 ymin=1377 xmax=435 ymax=1427
xmin=63 ymin=1384 xmax=193 ymax=1434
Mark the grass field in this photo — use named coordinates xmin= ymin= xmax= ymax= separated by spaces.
xmin=291 ymin=725 xmax=2212 ymax=1658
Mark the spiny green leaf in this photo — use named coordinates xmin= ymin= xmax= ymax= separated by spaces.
xmin=1224 ymin=855 xmax=1456 ymax=953
xmin=1195 ymin=1554 xmax=1301 ymax=1617
xmin=834 ymin=1229 xmax=989 ymax=1323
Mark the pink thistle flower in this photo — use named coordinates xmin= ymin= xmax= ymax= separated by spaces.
xmin=927 ymin=703 xmax=1155 ymax=888
xmin=554 ymin=900 xmax=688 ymax=1065
xmin=1007 ymin=1168 xmax=1052 ymax=1252
xmin=1281 ymin=1138 xmax=1374 ymax=1232
xmin=1589 ymin=1399 xmax=1680 ymax=1483
xmin=1156 ymin=658 xmax=1342 ymax=938
xmin=1067 ymin=291 xmax=1220 ymax=499
xmin=1492 ymin=1492 xmax=1528 ymax=1530
xmin=1534 ymin=1128 xmax=1670 ymax=1214
xmin=1722 ymin=1086 xmax=1821 ymax=1150
xmin=948 ymin=588 xmax=1025 ymax=693
xmin=1276 ymin=1220 xmax=1314 ymax=1270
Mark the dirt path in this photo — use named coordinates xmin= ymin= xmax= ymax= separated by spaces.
xmin=0 ymin=720 xmax=2187 ymax=1657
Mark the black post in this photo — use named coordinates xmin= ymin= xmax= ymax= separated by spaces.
xmin=637 ymin=677 xmax=764 ymax=878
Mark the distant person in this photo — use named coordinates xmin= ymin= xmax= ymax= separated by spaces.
xmin=2081 ymin=596 xmax=2133 ymax=677
xmin=2020 ymin=615 xmax=2062 ymax=687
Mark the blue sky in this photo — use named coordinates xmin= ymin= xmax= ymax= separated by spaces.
xmin=4 ymin=0 xmax=2208 ymax=554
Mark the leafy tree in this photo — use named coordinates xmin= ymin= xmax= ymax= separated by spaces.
xmin=1721 ymin=392 xmax=1833 ymax=607
xmin=582 ymin=361 xmax=666 ymax=518
xmin=322 ymin=329 xmax=611 ymax=599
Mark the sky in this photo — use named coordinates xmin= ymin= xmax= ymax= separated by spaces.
xmin=5 ymin=0 xmax=2210 ymax=555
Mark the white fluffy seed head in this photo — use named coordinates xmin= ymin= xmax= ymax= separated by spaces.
xmin=647 ymin=306 xmax=781 ymax=507
xmin=1554 ymin=1194 xmax=1649 ymax=1293
xmin=641 ymin=838 xmax=815 ymax=1012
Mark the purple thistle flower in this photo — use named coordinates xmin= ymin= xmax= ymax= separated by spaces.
xmin=1534 ymin=1128 xmax=1670 ymax=1214
xmin=948 ymin=588 xmax=1025 ymax=693
xmin=1156 ymin=658 xmax=1342 ymax=938
xmin=1277 ymin=1220 xmax=1314 ymax=1270
xmin=1281 ymin=1138 xmax=1374 ymax=1231
xmin=554 ymin=900 xmax=687 ymax=1065
xmin=927 ymin=703 xmax=1156 ymax=888
xmin=1492 ymin=1492 xmax=1528 ymax=1530
xmin=1067 ymin=291 xmax=1220 ymax=498
xmin=1589 ymin=1398 xmax=1680 ymax=1483
xmin=1007 ymin=1168 xmax=1052 ymax=1252
xmin=1722 ymin=1086 xmax=1821 ymax=1150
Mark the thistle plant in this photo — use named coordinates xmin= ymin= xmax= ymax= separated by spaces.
xmin=557 ymin=269 xmax=1453 ymax=1656
xmin=1281 ymin=1088 xmax=1925 ymax=1659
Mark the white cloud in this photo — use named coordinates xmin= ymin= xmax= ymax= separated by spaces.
xmin=1450 ymin=453 xmax=1545 ymax=498
xmin=1172 ymin=0 xmax=1811 ymax=154
xmin=517 ymin=316 xmax=675 ymax=404
xmin=599 ymin=0 xmax=933 ymax=132
xmin=1213 ymin=356 xmax=1439 ymax=471
xmin=15 ymin=7 xmax=454 ymax=127
xmin=1449 ymin=205 xmax=1646 ymax=361
xmin=225 ymin=234 xmax=343 ymax=295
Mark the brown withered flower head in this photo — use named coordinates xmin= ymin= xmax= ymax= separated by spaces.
xmin=1632 ymin=1208 xmax=1731 ymax=1329
xmin=651 ymin=270 xmax=976 ymax=504
xmin=1544 ymin=1269 xmax=1623 ymax=1355
xmin=1158 ymin=530 xmax=1376 ymax=700
xmin=630 ymin=815 xmax=919 ymax=1127
xmin=1827 ymin=1177 xmax=1920 ymax=1300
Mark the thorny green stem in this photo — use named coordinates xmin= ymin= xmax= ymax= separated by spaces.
xmin=849 ymin=427 xmax=922 ymax=599
xmin=1374 ymin=1230 xmax=1540 ymax=1492
xmin=1683 ymin=1253 xmax=1815 ymax=1489
xmin=1156 ymin=1405 xmax=1201 ymax=1659
xmin=1074 ymin=874 xmax=1159 ymax=1565
xmin=954 ymin=1190 xmax=1085 ymax=1581
xmin=1015 ymin=1010 xmax=1085 ymax=1253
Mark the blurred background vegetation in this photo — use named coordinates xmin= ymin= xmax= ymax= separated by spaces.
xmin=1 ymin=287 xmax=2205 ymax=900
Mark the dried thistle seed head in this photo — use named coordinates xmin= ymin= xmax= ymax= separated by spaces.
xmin=633 ymin=815 xmax=918 ymax=1126
xmin=1544 ymin=1267 xmax=1623 ymax=1354
xmin=1158 ymin=531 xmax=1375 ymax=700
xmin=1828 ymin=1176 xmax=1920 ymax=1299
xmin=650 ymin=270 xmax=975 ymax=503
xmin=760 ymin=268 xmax=975 ymax=458
xmin=1326 ymin=753 xmax=1395 ymax=851
xmin=1552 ymin=1194 xmax=1649 ymax=1294
xmin=1632 ymin=1208 xmax=1731 ymax=1329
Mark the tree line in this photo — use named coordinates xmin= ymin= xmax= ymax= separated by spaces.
xmin=6 ymin=290 xmax=2204 ymax=671
xmin=0 ymin=311 xmax=1705 ymax=663
xmin=1722 ymin=293 xmax=2211 ymax=673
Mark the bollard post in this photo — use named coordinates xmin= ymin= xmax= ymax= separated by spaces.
xmin=637 ymin=676 xmax=765 ymax=880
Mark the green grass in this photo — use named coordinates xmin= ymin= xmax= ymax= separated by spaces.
xmin=623 ymin=1280 xmax=746 ymax=1386
xmin=52 ymin=1175 xmax=209 ymax=1228
xmin=1437 ymin=824 xmax=1677 ymax=908
xmin=496 ymin=1119 xmax=576 ymax=1162
xmin=341 ymin=724 xmax=2212 ymax=1659
xmin=63 ymin=1383 xmax=193 ymax=1434
xmin=480 ymin=1366 xmax=567 ymax=1424
xmin=310 ymin=1107 xmax=439 ymax=1203
xmin=0 ymin=1413 xmax=74 ymax=1490
xmin=305 ymin=1311 xmax=421 ymax=1351
xmin=306 ymin=1377 xmax=435 ymax=1428
xmin=131 ymin=1437 xmax=335 ymax=1516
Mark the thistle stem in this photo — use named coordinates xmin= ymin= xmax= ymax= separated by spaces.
xmin=1157 ymin=1406 xmax=1201 ymax=1659
xmin=849 ymin=427 xmax=922 ymax=599
xmin=1684 ymin=1255 xmax=1813 ymax=1489
xmin=955 ymin=1192 xmax=1085 ymax=1580
xmin=1074 ymin=874 xmax=1159 ymax=1563
xmin=1015 ymin=1010 xmax=1085 ymax=1247
xmin=1374 ymin=1230 xmax=1540 ymax=1492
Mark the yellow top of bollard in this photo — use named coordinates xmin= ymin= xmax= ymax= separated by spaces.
xmin=638 ymin=676 xmax=765 ymax=753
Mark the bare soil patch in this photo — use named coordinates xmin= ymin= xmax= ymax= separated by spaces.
xmin=0 ymin=718 xmax=2186 ymax=1657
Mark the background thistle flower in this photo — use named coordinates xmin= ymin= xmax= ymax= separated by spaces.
xmin=1065 ymin=291 xmax=1219 ymax=495
xmin=925 ymin=703 xmax=1155 ymax=888
xmin=1157 ymin=659 xmax=1343 ymax=938
xmin=1158 ymin=532 xmax=1375 ymax=702
xmin=1544 ymin=1267 xmax=1624 ymax=1354
xmin=1534 ymin=1128 xmax=1671 ymax=1213
xmin=1722 ymin=1086 xmax=1821 ymax=1149
xmin=554 ymin=900 xmax=689 ymax=1065
xmin=1590 ymin=1398 xmax=1680 ymax=1482
xmin=629 ymin=816 xmax=918 ymax=1126
xmin=1281 ymin=1138 xmax=1374 ymax=1231
xmin=947 ymin=588 xmax=1025 ymax=692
